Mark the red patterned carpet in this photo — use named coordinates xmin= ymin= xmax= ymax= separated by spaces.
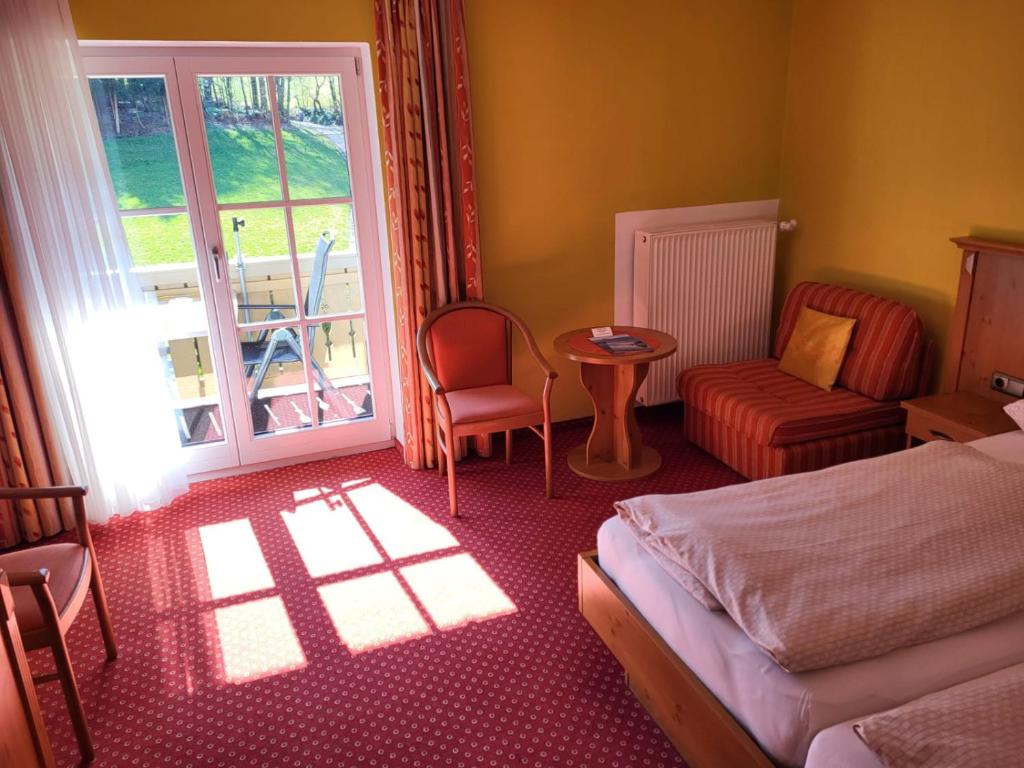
xmin=33 ymin=407 xmax=742 ymax=767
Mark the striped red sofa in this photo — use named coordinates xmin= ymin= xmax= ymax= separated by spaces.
xmin=679 ymin=282 xmax=934 ymax=480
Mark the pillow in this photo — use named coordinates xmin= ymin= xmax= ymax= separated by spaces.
xmin=1005 ymin=399 xmax=1024 ymax=430
xmin=778 ymin=306 xmax=856 ymax=391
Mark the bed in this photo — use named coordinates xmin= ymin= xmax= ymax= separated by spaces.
xmin=580 ymin=429 xmax=1024 ymax=767
xmin=805 ymin=661 xmax=1024 ymax=768
xmin=804 ymin=720 xmax=882 ymax=768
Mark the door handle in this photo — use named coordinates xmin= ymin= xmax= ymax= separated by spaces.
xmin=212 ymin=245 xmax=222 ymax=280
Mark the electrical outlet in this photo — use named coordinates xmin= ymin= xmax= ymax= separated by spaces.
xmin=992 ymin=371 xmax=1024 ymax=398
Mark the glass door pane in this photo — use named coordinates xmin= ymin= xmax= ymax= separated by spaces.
xmin=195 ymin=69 xmax=375 ymax=443
xmin=312 ymin=318 xmax=373 ymax=425
xmin=293 ymin=203 xmax=360 ymax=314
xmin=238 ymin=325 xmax=314 ymax=436
xmin=276 ymin=75 xmax=352 ymax=199
xmin=199 ymin=76 xmax=282 ymax=204
xmin=217 ymin=207 xmax=298 ymax=323
xmin=88 ymin=75 xmax=227 ymax=450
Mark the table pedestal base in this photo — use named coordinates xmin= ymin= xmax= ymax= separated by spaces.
xmin=567 ymin=444 xmax=662 ymax=481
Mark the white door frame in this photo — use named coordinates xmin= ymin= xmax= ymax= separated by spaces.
xmin=175 ymin=54 xmax=393 ymax=465
xmin=81 ymin=43 xmax=401 ymax=475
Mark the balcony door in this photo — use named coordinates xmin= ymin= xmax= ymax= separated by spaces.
xmin=83 ymin=48 xmax=393 ymax=473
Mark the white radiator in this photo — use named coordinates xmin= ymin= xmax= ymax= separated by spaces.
xmin=632 ymin=219 xmax=777 ymax=406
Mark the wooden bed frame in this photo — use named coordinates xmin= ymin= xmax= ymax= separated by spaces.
xmin=578 ymin=550 xmax=774 ymax=767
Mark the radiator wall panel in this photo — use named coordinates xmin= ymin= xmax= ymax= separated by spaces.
xmin=632 ymin=220 xmax=777 ymax=405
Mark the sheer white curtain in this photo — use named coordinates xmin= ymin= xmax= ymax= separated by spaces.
xmin=0 ymin=0 xmax=188 ymax=521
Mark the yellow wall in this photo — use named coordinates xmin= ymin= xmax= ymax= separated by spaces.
xmin=69 ymin=0 xmax=375 ymax=43
xmin=467 ymin=0 xmax=792 ymax=418
xmin=778 ymin=0 xmax=1024 ymax=378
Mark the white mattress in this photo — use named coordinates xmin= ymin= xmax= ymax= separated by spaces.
xmin=804 ymin=720 xmax=883 ymax=768
xmin=966 ymin=428 xmax=1024 ymax=462
xmin=596 ymin=430 xmax=1024 ymax=767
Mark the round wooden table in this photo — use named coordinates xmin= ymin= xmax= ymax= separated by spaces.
xmin=554 ymin=326 xmax=677 ymax=481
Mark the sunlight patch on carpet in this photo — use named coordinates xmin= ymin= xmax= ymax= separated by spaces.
xmin=195 ymin=518 xmax=275 ymax=600
xmin=400 ymin=553 xmax=517 ymax=630
xmin=347 ymin=483 xmax=458 ymax=559
xmin=282 ymin=491 xmax=383 ymax=577
xmin=318 ymin=572 xmax=431 ymax=653
xmin=211 ymin=596 xmax=306 ymax=683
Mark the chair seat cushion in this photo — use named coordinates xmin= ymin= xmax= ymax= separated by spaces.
xmin=0 ymin=543 xmax=90 ymax=646
xmin=679 ymin=358 xmax=905 ymax=447
xmin=444 ymin=384 xmax=542 ymax=426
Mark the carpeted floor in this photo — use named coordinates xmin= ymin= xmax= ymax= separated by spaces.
xmin=34 ymin=406 xmax=743 ymax=767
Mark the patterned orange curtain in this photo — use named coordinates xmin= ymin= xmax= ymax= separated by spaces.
xmin=375 ymin=0 xmax=483 ymax=469
xmin=0 ymin=206 xmax=69 ymax=548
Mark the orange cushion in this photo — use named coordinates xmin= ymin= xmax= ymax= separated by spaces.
xmin=444 ymin=384 xmax=542 ymax=426
xmin=778 ymin=307 xmax=856 ymax=390
xmin=428 ymin=308 xmax=508 ymax=391
xmin=679 ymin=359 xmax=904 ymax=447
xmin=0 ymin=543 xmax=90 ymax=647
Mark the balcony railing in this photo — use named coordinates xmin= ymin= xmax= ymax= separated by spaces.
xmin=142 ymin=251 xmax=369 ymax=434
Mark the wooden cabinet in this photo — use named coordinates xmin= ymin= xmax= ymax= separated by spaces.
xmin=901 ymin=392 xmax=1017 ymax=447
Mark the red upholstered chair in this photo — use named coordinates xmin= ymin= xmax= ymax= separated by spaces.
xmin=416 ymin=301 xmax=557 ymax=517
xmin=679 ymin=282 xmax=935 ymax=480
xmin=0 ymin=485 xmax=117 ymax=762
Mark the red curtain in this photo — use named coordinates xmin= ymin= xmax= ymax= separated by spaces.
xmin=375 ymin=0 xmax=483 ymax=469
xmin=0 ymin=207 xmax=69 ymax=548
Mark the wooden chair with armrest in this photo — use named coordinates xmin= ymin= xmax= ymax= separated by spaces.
xmin=416 ymin=301 xmax=557 ymax=517
xmin=1 ymin=569 xmax=56 ymax=768
xmin=0 ymin=485 xmax=117 ymax=763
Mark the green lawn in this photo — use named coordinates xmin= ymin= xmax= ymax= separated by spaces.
xmin=103 ymin=132 xmax=186 ymax=209
xmin=107 ymin=125 xmax=353 ymax=267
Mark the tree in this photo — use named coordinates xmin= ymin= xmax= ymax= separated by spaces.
xmin=328 ymin=76 xmax=340 ymax=120
xmin=257 ymin=78 xmax=268 ymax=113
xmin=201 ymin=77 xmax=214 ymax=106
xmin=107 ymin=79 xmax=121 ymax=135
xmin=281 ymin=77 xmax=291 ymax=123
xmin=311 ymin=76 xmax=327 ymax=121
xmin=250 ymin=76 xmax=261 ymax=112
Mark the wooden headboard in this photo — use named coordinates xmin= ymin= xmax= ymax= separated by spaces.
xmin=945 ymin=237 xmax=1024 ymax=402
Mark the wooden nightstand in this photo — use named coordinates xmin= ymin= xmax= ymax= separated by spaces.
xmin=901 ymin=391 xmax=1017 ymax=448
